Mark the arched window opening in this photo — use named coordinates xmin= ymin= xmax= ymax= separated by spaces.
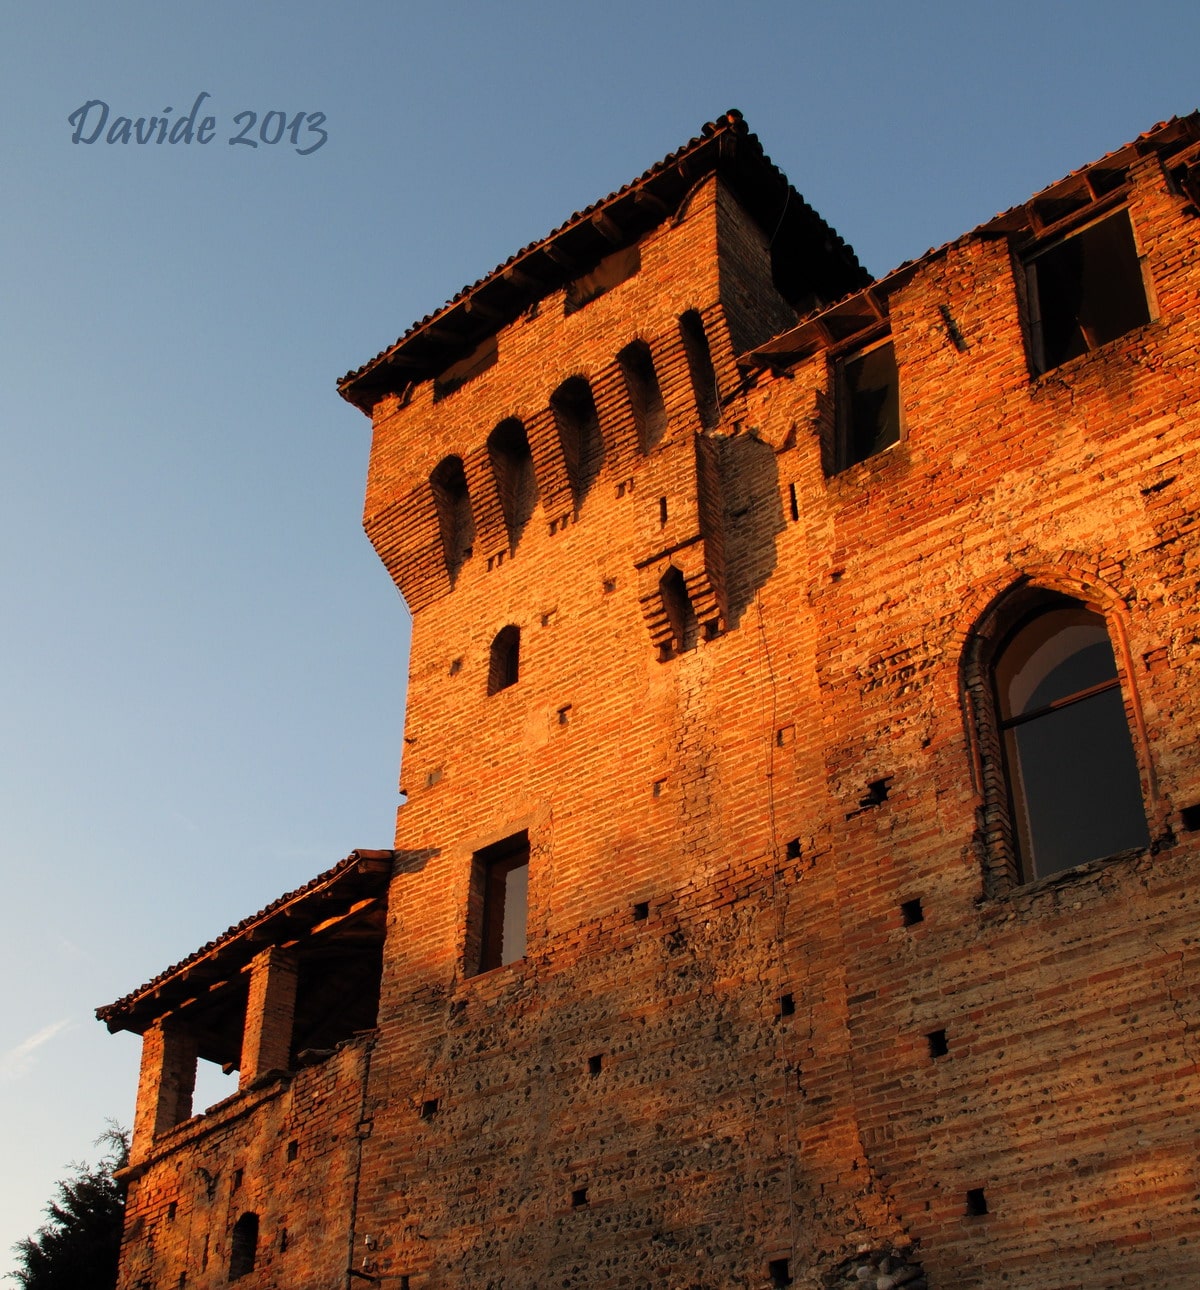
xmin=550 ymin=377 xmax=604 ymax=508
xmin=430 ymin=456 xmax=475 ymax=581
xmin=992 ymin=596 xmax=1148 ymax=880
xmin=229 ymin=1213 xmax=259 ymax=1281
xmin=679 ymin=311 xmax=720 ymax=431
xmin=487 ymin=419 xmax=537 ymax=549
xmin=617 ymin=340 xmax=667 ymax=453
xmin=488 ymin=625 xmax=520 ymax=695
xmin=659 ymin=567 xmax=698 ymax=659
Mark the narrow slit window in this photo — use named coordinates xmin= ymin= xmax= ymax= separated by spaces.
xmin=658 ymin=566 xmax=698 ymax=659
xmin=1025 ymin=209 xmax=1151 ymax=374
xmin=837 ymin=339 xmax=900 ymax=469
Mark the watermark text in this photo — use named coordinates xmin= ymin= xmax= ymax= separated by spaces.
xmin=68 ymin=92 xmax=326 ymax=155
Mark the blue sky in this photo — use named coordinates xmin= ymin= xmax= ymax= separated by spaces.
xmin=2 ymin=0 xmax=1197 ymax=1269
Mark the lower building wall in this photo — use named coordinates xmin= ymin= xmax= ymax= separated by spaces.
xmin=116 ymin=1039 xmax=371 ymax=1290
xmin=337 ymin=830 xmax=1200 ymax=1288
xmin=115 ymin=844 xmax=1200 ymax=1289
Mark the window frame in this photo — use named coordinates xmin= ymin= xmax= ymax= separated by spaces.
xmin=964 ymin=586 xmax=1151 ymax=894
xmin=833 ymin=333 xmax=902 ymax=472
xmin=1021 ymin=205 xmax=1154 ymax=376
xmin=466 ymin=833 xmax=530 ymax=977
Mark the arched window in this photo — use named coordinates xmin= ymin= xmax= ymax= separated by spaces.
xmin=488 ymin=625 xmax=520 ymax=695
xmin=229 ymin=1212 xmax=259 ymax=1281
xmin=988 ymin=594 xmax=1148 ymax=881
xmin=487 ymin=418 xmax=537 ymax=549
xmin=617 ymin=340 xmax=667 ymax=453
xmin=429 ymin=456 xmax=475 ymax=581
xmin=550 ymin=377 xmax=604 ymax=508
xmin=678 ymin=310 xmax=720 ymax=430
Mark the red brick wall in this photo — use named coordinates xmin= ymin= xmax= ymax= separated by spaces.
xmin=116 ymin=136 xmax=1200 ymax=1289
xmin=119 ymin=1039 xmax=370 ymax=1288
xmin=353 ymin=155 xmax=1200 ymax=1286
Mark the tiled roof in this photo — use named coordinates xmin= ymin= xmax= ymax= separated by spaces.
xmin=337 ymin=109 xmax=869 ymax=412
xmin=96 ymin=849 xmax=394 ymax=1032
xmin=747 ymin=112 xmax=1200 ymax=368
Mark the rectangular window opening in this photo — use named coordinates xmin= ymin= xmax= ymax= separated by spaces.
xmin=900 ymin=897 xmax=924 ymax=927
xmin=1025 ymin=208 xmax=1151 ymax=374
xmin=926 ymin=1029 xmax=949 ymax=1060
xmin=768 ymin=1258 xmax=792 ymax=1287
xmin=965 ymin=1187 xmax=989 ymax=1217
xmin=470 ymin=833 xmax=530 ymax=975
xmin=837 ymin=338 xmax=900 ymax=470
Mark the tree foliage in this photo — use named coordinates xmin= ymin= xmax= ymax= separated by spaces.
xmin=10 ymin=1124 xmax=128 ymax=1290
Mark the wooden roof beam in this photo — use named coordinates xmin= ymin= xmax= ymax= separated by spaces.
xmin=633 ymin=189 xmax=671 ymax=219
xmin=590 ymin=210 xmax=625 ymax=246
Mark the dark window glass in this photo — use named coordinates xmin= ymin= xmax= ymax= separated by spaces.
xmin=995 ymin=602 xmax=1148 ymax=878
xmin=1027 ymin=210 xmax=1150 ymax=373
xmin=838 ymin=340 xmax=900 ymax=468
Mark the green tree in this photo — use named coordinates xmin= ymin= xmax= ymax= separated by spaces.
xmin=10 ymin=1125 xmax=128 ymax=1290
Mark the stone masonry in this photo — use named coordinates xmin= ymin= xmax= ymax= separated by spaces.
xmin=100 ymin=111 xmax=1200 ymax=1288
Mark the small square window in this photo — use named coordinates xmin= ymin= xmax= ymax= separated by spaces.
xmin=1025 ymin=209 xmax=1151 ymax=374
xmin=900 ymin=898 xmax=924 ymax=927
xmin=836 ymin=338 xmax=901 ymax=469
xmin=469 ymin=833 xmax=530 ymax=975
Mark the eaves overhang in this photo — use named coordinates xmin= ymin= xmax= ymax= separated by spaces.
xmin=96 ymin=850 xmax=395 ymax=1037
xmin=744 ymin=112 xmax=1200 ymax=375
xmin=337 ymin=109 xmax=869 ymax=415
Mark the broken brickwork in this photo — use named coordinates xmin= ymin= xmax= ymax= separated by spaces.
xmin=101 ymin=111 xmax=1200 ymax=1288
